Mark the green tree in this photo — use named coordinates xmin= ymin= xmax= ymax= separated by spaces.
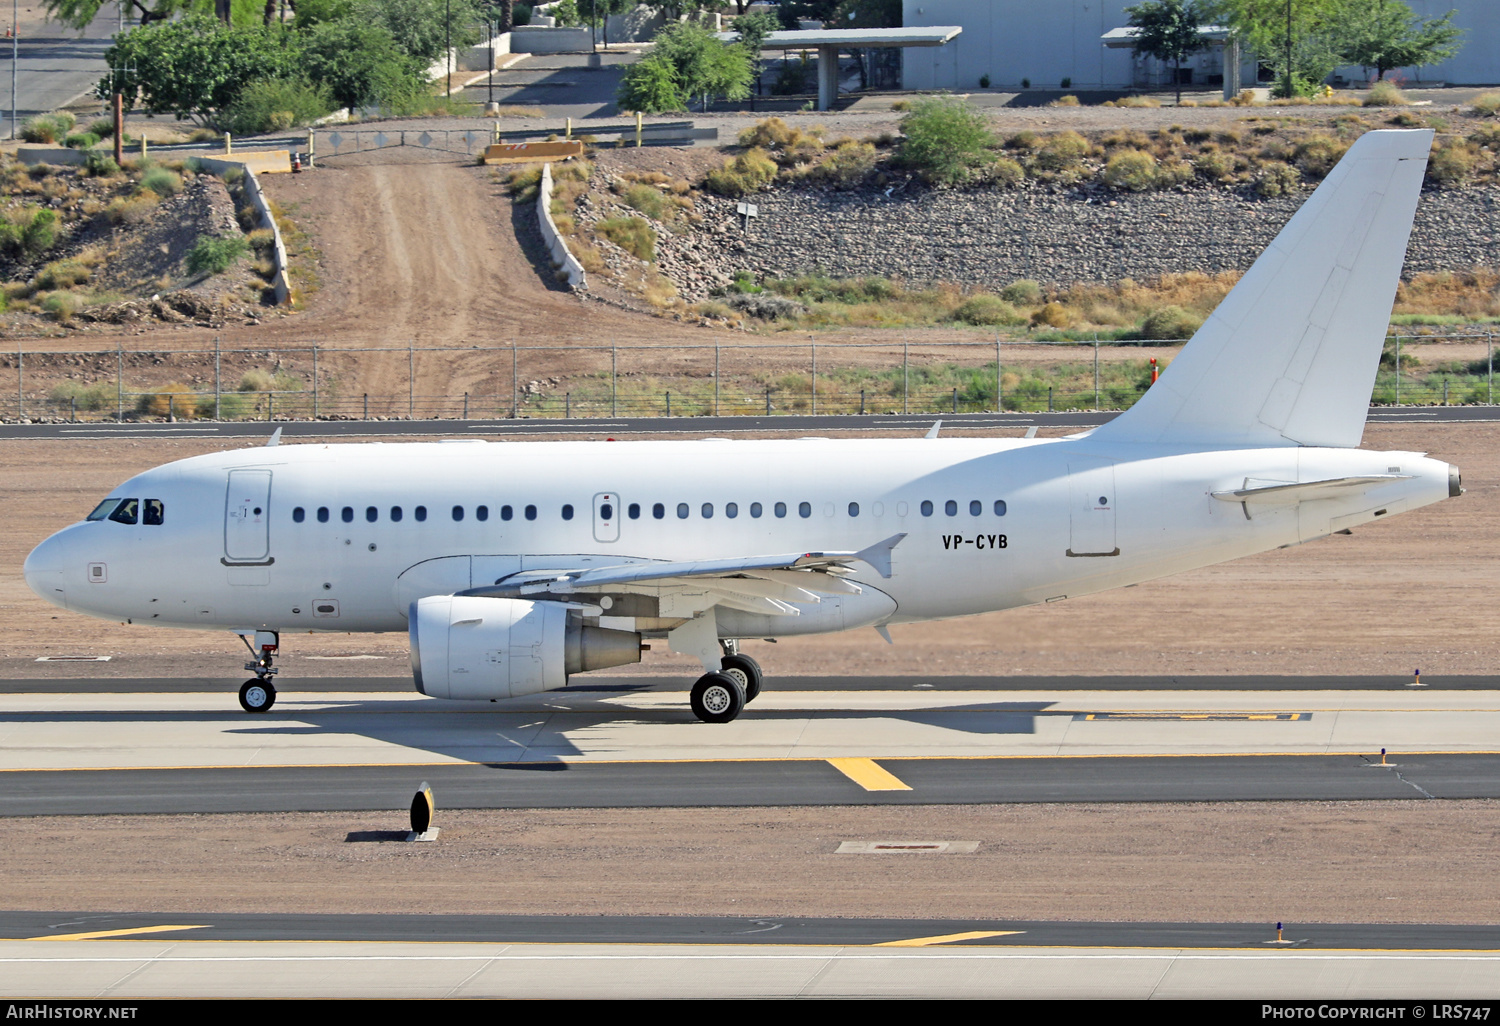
xmin=96 ymin=15 xmax=300 ymax=124
xmin=630 ymin=22 xmax=752 ymax=112
xmin=1126 ymin=0 xmax=1208 ymax=104
xmin=1341 ymin=0 xmax=1462 ymax=80
xmin=1205 ymin=0 xmax=1352 ymax=97
xmin=45 ymin=0 xmax=260 ymax=29
xmin=617 ymin=52 xmax=681 ymax=112
xmin=897 ymin=94 xmax=995 ymax=185
xmin=730 ymin=10 xmax=778 ymax=95
xmin=354 ymin=0 xmax=483 ymax=62
xmin=302 ymin=19 xmax=427 ymax=110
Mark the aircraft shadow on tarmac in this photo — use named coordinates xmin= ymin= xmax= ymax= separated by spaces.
xmin=209 ymin=698 xmax=1062 ymax=766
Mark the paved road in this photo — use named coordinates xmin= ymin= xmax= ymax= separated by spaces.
xmin=4 ymin=404 xmax=1499 ymax=439
xmin=4 ymin=910 xmax=1496 ymax=950
xmin=0 ymin=11 xmax=113 ymax=138
xmin=4 ymin=683 xmax=1498 ymax=813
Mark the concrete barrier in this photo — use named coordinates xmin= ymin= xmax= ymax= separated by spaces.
xmin=238 ymin=167 xmax=292 ymax=305
xmin=538 ymin=162 xmax=587 ymax=291
xmin=510 ymin=25 xmax=594 ymax=53
xmin=17 ymin=146 xmax=85 ymax=166
xmin=484 ymin=141 xmax=585 ymax=165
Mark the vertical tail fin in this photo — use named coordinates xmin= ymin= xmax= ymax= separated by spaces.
xmin=1094 ymin=129 xmax=1431 ymax=449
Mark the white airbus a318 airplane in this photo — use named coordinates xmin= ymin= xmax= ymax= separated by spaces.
xmin=24 ymin=130 xmax=1461 ymax=721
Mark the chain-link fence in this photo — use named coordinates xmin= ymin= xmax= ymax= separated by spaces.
xmin=3 ymin=334 xmax=1496 ymax=423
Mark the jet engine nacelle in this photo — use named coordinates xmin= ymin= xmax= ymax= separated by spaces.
xmin=410 ymin=595 xmax=641 ymax=700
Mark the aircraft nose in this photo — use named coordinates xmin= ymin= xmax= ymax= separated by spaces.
xmin=24 ymin=534 xmax=70 ymax=610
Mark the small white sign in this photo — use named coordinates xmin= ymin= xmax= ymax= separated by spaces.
xmin=735 ymin=202 xmax=759 ymax=217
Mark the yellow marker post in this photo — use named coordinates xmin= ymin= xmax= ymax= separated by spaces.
xmin=877 ymin=931 xmax=1022 ymax=947
xmin=224 ymin=132 xmax=231 ymax=156
xmin=565 ymin=117 xmax=572 ymax=139
xmin=828 ymin=758 xmax=911 ymax=791
xmin=636 ymin=110 xmax=642 ymax=148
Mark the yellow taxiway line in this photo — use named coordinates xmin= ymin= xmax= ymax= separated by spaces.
xmin=826 ymin=757 xmax=913 ymax=791
xmin=27 ymin=925 xmax=211 ymax=941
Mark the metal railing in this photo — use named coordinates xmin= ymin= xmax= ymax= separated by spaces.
xmin=4 ymin=333 xmax=1495 ymax=424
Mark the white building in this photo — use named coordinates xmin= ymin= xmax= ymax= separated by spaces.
xmin=901 ymin=0 xmax=1500 ymax=92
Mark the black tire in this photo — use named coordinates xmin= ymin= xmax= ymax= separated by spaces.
xmin=690 ymin=671 xmax=745 ymax=723
xmin=720 ymin=653 xmax=763 ymax=702
xmin=239 ymin=678 xmax=276 ymax=713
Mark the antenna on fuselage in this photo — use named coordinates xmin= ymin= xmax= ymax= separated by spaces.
xmin=265 ymin=427 xmax=282 ymax=447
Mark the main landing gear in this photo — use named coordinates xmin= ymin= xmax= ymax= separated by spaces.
xmin=689 ymin=647 xmax=763 ymax=724
xmin=237 ymin=630 xmax=279 ymax=713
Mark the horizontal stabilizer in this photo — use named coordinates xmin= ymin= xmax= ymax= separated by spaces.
xmin=1095 ymin=130 xmax=1432 ymax=450
xmin=1211 ymin=475 xmax=1411 ymax=504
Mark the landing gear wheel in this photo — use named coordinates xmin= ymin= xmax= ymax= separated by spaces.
xmin=239 ymin=679 xmax=276 ymax=713
xmin=719 ymin=653 xmax=763 ymax=703
xmin=690 ymin=671 xmax=746 ymax=723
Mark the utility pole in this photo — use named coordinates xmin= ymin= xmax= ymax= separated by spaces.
xmin=445 ymin=0 xmax=452 ymax=97
xmin=10 ymin=0 xmax=17 ymax=141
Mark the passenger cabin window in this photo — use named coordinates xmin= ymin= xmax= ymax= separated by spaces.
xmin=725 ymin=502 xmax=737 ymax=519
xmin=600 ymin=503 xmax=614 ymax=520
xmin=969 ymin=500 xmax=982 ymax=516
xmin=476 ymin=505 xmax=489 ymax=522
xmin=751 ymin=502 xmax=762 ymax=518
xmin=628 ymin=503 xmax=640 ymax=520
xmin=415 ymin=506 xmax=428 ymax=522
xmin=141 ymin=499 xmax=164 ymax=525
xmin=848 ymin=502 xmax=860 ymax=517
xmin=366 ymin=506 xmax=378 ymax=523
xmin=652 ymin=503 xmax=665 ymax=520
xmin=677 ymin=503 xmax=689 ymax=519
xmin=775 ymin=502 xmax=787 ymax=518
xmin=945 ymin=500 xmax=958 ymax=517
xmin=798 ymin=502 xmax=811 ymax=518
xmin=562 ymin=504 xmax=574 ymax=521
xmin=524 ymin=505 xmax=537 ymax=521
xmin=921 ymin=500 xmax=933 ymax=517
xmin=341 ymin=507 xmax=354 ymax=523
xmin=452 ymin=505 xmax=464 ymax=522
xmin=317 ymin=507 xmax=330 ymax=523
xmin=86 ymin=499 xmax=119 ymax=521
xmin=994 ymin=500 xmax=1007 ymax=516
xmin=109 ymin=499 xmax=139 ymax=525
xmin=701 ymin=503 xmax=713 ymax=519
xmin=390 ymin=506 xmax=403 ymax=523
xmin=501 ymin=505 xmax=513 ymax=521
xmin=293 ymin=507 xmax=306 ymax=523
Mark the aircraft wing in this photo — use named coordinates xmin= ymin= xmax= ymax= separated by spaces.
xmin=462 ymin=533 xmax=906 ymax=617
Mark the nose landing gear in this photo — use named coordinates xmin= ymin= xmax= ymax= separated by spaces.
xmin=237 ymin=630 xmax=279 ymax=713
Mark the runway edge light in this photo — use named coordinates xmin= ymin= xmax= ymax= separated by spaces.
xmin=407 ymin=781 xmax=438 ymax=842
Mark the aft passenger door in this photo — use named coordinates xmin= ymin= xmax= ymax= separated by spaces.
xmin=593 ymin=492 xmax=620 ymax=543
xmin=1066 ymin=460 xmax=1118 ymax=557
xmin=224 ymin=470 xmax=272 ymax=563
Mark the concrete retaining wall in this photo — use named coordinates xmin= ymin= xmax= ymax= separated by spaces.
xmin=539 ymin=163 xmax=587 ymax=290
xmin=428 ymin=31 xmax=512 ymax=80
xmin=17 ymin=146 xmax=85 ymax=166
xmin=510 ymin=25 xmax=594 ymax=53
xmin=237 ymin=168 xmax=292 ymax=306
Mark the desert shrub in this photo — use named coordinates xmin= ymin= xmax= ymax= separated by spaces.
xmin=1031 ymin=301 xmax=1072 ymax=328
xmin=1193 ymin=147 xmax=1235 ymax=180
xmin=989 ymin=156 xmax=1024 ymax=187
xmin=1364 ymin=81 xmax=1408 ymax=107
xmin=106 ymin=193 xmax=159 ymax=224
xmin=1051 ymin=95 xmax=1081 ymax=107
xmin=1429 ymin=141 xmax=1478 ymax=187
xmin=83 ymin=150 xmax=120 ymax=177
xmin=221 ymin=78 xmax=332 ymax=136
xmin=1469 ymin=123 xmax=1500 ymax=148
xmin=896 ymin=95 xmax=996 ymax=185
xmin=1293 ymin=134 xmax=1347 ymax=177
xmin=87 ymin=118 xmax=114 ymax=139
xmin=953 ymin=294 xmax=1024 ymax=326
xmin=739 ymin=117 xmax=796 ymax=149
xmin=20 ymin=112 xmax=74 ymax=144
xmin=1472 ymin=92 xmax=1500 ymax=118
xmin=186 ymin=234 xmax=249 ymax=275
xmin=1139 ymin=305 xmax=1202 ymax=339
xmin=1005 ymin=130 xmax=1040 ymax=151
xmin=140 ymin=167 xmax=182 ymax=197
xmin=1116 ymin=95 xmax=1160 ymax=108
xmin=48 ymin=380 xmax=114 ymax=412
xmin=1103 ymin=149 xmax=1158 ymax=191
xmin=138 ymin=383 xmax=199 ymax=419
xmin=64 ymin=132 xmax=99 ymax=150
xmin=705 ymin=147 xmax=777 ymax=197
xmin=1229 ymin=89 xmax=1257 ymax=106
xmin=808 ymin=140 xmax=877 ymax=187
xmin=1253 ymin=161 xmax=1301 ymax=198
xmin=622 ymin=183 xmax=670 ymax=219
xmin=34 ymin=258 xmax=90 ymax=290
xmin=41 ymin=291 xmax=80 ymax=323
xmin=1035 ymin=130 xmax=1090 ymax=171
xmin=0 ymin=207 xmax=58 ymax=260
xmin=598 ymin=216 xmax=656 ymax=261
xmin=1001 ymin=279 xmax=1043 ymax=305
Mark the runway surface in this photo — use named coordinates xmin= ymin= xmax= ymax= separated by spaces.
xmin=4 ymin=679 xmax=1499 ymax=814
xmin=3 ymin=403 xmax=1497 ymax=440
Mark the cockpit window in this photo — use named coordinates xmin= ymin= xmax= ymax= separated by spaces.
xmin=108 ymin=498 xmax=139 ymax=525
xmin=86 ymin=499 xmax=120 ymax=521
xmin=142 ymin=499 xmax=164 ymax=526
